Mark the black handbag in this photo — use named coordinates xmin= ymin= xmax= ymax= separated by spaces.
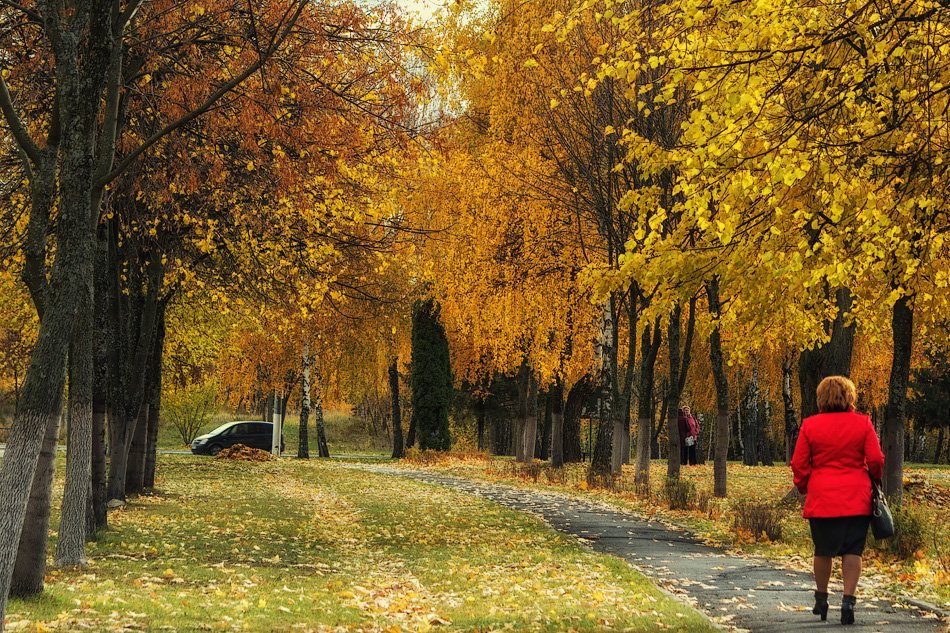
xmin=869 ymin=476 xmax=895 ymax=540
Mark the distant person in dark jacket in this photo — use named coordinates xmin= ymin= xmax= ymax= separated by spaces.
xmin=791 ymin=376 xmax=885 ymax=625
xmin=677 ymin=406 xmax=699 ymax=465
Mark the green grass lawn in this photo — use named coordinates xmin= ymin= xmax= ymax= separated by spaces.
xmin=5 ymin=456 xmax=719 ymax=632
xmin=158 ymin=409 xmax=392 ymax=456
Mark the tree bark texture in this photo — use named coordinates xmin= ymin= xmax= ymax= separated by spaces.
xmin=56 ymin=283 xmax=94 ymax=567
xmin=313 ymin=374 xmax=330 ymax=458
xmin=590 ymin=299 xmax=616 ymax=479
xmin=782 ymin=356 xmax=799 ymax=465
xmin=635 ymin=318 xmax=662 ymax=487
xmin=299 ymin=344 xmax=312 ymax=459
xmin=550 ymin=377 xmax=565 ymax=468
xmin=389 ymin=357 xmax=404 ymax=459
xmin=125 ymin=404 xmax=149 ymax=495
xmin=665 ymin=304 xmax=683 ymax=480
xmin=883 ymin=295 xmax=913 ymax=504
xmin=515 ymin=363 xmax=529 ymax=463
xmin=522 ymin=366 xmax=538 ymax=463
xmin=11 ymin=411 xmax=62 ymax=597
xmin=562 ymin=375 xmax=592 ymax=463
xmin=798 ymin=287 xmax=856 ymax=418
xmin=144 ymin=305 xmax=166 ymax=489
xmin=706 ymin=278 xmax=730 ymax=497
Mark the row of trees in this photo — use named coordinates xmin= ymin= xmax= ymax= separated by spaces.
xmin=0 ymin=0 xmax=425 ymax=624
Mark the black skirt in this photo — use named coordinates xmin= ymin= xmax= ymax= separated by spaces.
xmin=809 ymin=516 xmax=871 ymax=557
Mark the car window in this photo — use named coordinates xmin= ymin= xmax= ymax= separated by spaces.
xmin=231 ymin=423 xmax=251 ymax=435
xmin=251 ymin=423 xmax=271 ymax=434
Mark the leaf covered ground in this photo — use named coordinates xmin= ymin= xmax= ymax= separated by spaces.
xmin=6 ymin=457 xmax=721 ymax=633
xmin=402 ymin=454 xmax=950 ymax=612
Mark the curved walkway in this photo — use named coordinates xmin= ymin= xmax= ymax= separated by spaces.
xmin=354 ymin=465 xmax=947 ymax=633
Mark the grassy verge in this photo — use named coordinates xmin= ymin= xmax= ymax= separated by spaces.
xmin=157 ymin=409 xmax=391 ymax=456
xmin=5 ymin=456 xmax=719 ymax=633
xmin=401 ymin=455 xmax=950 ymax=611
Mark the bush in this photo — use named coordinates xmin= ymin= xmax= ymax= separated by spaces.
xmin=872 ymin=503 xmax=926 ymax=560
xmin=662 ymin=477 xmax=696 ymax=510
xmin=732 ymin=498 xmax=784 ymax=542
xmin=163 ymin=383 xmax=220 ymax=446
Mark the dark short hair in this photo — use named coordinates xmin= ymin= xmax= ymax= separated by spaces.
xmin=816 ymin=375 xmax=857 ymax=413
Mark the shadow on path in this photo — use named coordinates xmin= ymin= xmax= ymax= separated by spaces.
xmin=353 ymin=465 xmax=948 ymax=633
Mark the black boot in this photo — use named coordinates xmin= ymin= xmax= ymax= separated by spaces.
xmin=841 ymin=595 xmax=855 ymax=625
xmin=813 ymin=591 xmax=829 ymax=621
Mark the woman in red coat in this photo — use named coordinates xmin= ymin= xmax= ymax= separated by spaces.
xmin=791 ymin=375 xmax=885 ymax=625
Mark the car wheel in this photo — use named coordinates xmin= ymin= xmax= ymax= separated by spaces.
xmin=208 ymin=444 xmax=223 ymax=456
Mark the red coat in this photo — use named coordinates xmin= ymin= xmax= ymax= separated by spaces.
xmin=791 ymin=412 xmax=885 ymax=518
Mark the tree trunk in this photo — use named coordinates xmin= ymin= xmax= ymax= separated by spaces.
xmin=562 ymin=375 xmax=591 ymax=463
xmin=666 ymin=304 xmax=683 ymax=480
xmin=125 ymin=404 xmax=149 ymax=495
xmin=90 ymin=226 xmax=110 ymax=531
xmin=550 ymin=377 xmax=565 ymax=468
xmin=706 ymin=278 xmax=730 ymax=497
xmin=539 ymin=389 xmax=552 ymax=460
xmin=759 ymin=398 xmax=774 ymax=466
xmin=299 ymin=344 xmax=311 ymax=459
xmin=475 ymin=396 xmax=485 ymax=453
xmin=56 ymin=290 xmax=93 ymax=566
xmin=634 ymin=316 xmax=662 ymax=486
xmin=934 ymin=427 xmax=945 ymax=465
xmin=515 ymin=363 xmax=529 ymax=463
xmin=782 ymin=355 xmax=799 ymax=465
xmin=743 ymin=365 xmax=760 ymax=466
xmin=313 ymin=374 xmax=330 ymax=458
xmin=11 ymin=411 xmax=62 ymax=596
xmin=590 ymin=299 xmax=616 ymax=479
xmin=390 ymin=357 xmax=404 ymax=459
xmin=883 ymin=295 xmax=913 ymax=505
xmin=799 ymin=287 xmax=856 ymax=418
xmin=144 ymin=305 xmax=166 ymax=489
xmin=523 ymin=368 xmax=538 ymax=462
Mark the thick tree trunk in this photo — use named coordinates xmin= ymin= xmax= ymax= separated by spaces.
xmin=706 ymin=278 xmax=730 ymax=497
xmin=125 ymin=404 xmax=149 ymax=495
xmin=90 ymin=396 xmax=108 ymax=533
xmin=56 ymin=287 xmax=94 ymax=567
xmin=144 ymin=306 xmax=166 ymax=489
xmin=11 ymin=412 xmax=62 ymax=596
xmin=562 ymin=375 xmax=591 ymax=463
xmin=107 ymin=411 xmax=133 ymax=501
xmin=935 ymin=427 xmax=945 ymax=465
xmin=389 ymin=357 xmax=404 ymax=459
xmin=883 ymin=295 xmax=913 ymax=505
xmin=799 ymin=287 xmax=856 ymax=418
xmin=550 ymin=377 xmax=565 ymax=468
xmin=299 ymin=344 xmax=311 ymax=459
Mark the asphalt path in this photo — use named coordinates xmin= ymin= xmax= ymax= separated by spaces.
xmin=352 ymin=465 xmax=948 ymax=633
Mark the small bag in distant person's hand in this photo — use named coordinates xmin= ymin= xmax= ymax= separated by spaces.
xmin=870 ymin=476 xmax=895 ymax=540
xmin=685 ymin=436 xmax=695 ymax=447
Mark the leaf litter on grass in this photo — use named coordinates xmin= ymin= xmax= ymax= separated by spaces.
xmin=7 ymin=456 xmax=719 ymax=633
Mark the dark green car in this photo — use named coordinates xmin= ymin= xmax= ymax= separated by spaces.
xmin=190 ymin=421 xmax=284 ymax=455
